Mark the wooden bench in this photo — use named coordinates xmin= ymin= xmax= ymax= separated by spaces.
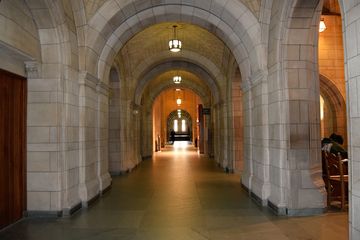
xmin=322 ymin=151 xmax=348 ymax=210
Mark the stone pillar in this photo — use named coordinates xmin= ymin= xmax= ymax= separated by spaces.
xmin=204 ymin=113 xmax=210 ymax=156
xmin=78 ymin=72 xmax=100 ymax=206
xmin=220 ymin=102 xmax=230 ymax=170
xmin=272 ymin=2 xmax=325 ymax=215
xmin=198 ymin=104 xmax=205 ymax=154
xmin=117 ymin=100 xmax=141 ymax=172
xmin=26 ymin=61 xmax=82 ymax=215
xmin=341 ymin=1 xmax=360 ymax=238
xmin=26 ymin=61 xmax=62 ymax=214
xmin=212 ymin=103 xmax=221 ymax=165
xmin=241 ymin=80 xmax=253 ymax=190
xmin=141 ymin=106 xmax=153 ymax=158
xmin=232 ymin=74 xmax=244 ymax=172
xmin=96 ymin=82 xmax=111 ymax=192
xmin=108 ymin=73 xmax=121 ymax=174
xmin=244 ymin=73 xmax=270 ymax=205
xmin=131 ymin=102 xmax=142 ymax=163
xmin=265 ymin=0 xmax=326 ymax=215
xmin=206 ymin=111 xmax=214 ymax=158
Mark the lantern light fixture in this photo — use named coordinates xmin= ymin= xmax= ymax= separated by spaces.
xmin=173 ymin=75 xmax=181 ymax=84
xmin=169 ymin=25 xmax=182 ymax=52
xmin=319 ymin=18 xmax=326 ymax=32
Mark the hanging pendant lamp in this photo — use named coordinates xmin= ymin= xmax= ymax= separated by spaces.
xmin=173 ymin=75 xmax=181 ymax=84
xmin=169 ymin=25 xmax=182 ymax=52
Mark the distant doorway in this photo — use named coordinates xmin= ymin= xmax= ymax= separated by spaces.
xmin=0 ymin=69 xmax=27 ymax=229
xmin=167 ymin=110 xmax=192 ymax=142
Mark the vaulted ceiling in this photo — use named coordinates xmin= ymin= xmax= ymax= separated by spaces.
xmin=83 ymin=0 xmax=261 ymax=21
xmin=118 ymin=22 xmax=232 ymax=78
xmin=84 ymin=0 xmax=254 ymax=106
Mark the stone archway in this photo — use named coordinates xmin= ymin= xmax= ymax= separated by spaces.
xmin=265 ymin=0 xmax=325 ymax=215
xmin=266 ymin=0 xmax=354 ymax=229
xmin=319 ymin=74 xmax=347 ymax=144
xmin=85 ymin=1 xmax=265 ymax=87
xmin=167 ymin=110 xmax=193 ymax=142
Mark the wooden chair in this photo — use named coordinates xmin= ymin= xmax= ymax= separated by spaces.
xmin=323 ymin=151 xmax=348 ymax=210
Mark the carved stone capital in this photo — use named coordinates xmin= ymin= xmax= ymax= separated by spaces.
xmin=241 ymin=70 xmax=268 ymax=91
xmin=131 ymin=102 xmax=141 ymax=115
xmin=25 ymin=61 xmax=40 ymax=78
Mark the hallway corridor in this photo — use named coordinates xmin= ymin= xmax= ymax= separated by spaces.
xmin=0 ymin=143 xmax=348 ymax=240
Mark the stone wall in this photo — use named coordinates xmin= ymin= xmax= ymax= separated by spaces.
xmin=340 ymin=1 xmax=360 ymax=238
xmin=108 ymin=68 xmax=121 ymax=173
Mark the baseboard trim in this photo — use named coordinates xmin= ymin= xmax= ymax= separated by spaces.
xmin=267 ymin=200 xmax=325 ymax=216
xmin=241 ymin=183 xmax=250 ymax=193
xmin=26 ymin=210 xmax=63 ymax=217
xmin=267 ymin=200 xmax=287 ymax=215
xmin=250 ymin=191 xmax=267 ymax=206
xmin=83 ymin=193 xmax=100 ymax=208
xmin=67 ymin=202 xmax=82 ymax=216
xmin=286 ymin=207 xmax=325 ymax=216
xmin=101 ymin=183 xmax=112 ymax=195
xmin=110 ymin=163 xmax=140 ymax=176
xmin=110 ymin=170 xmax=127 ymax=176
xmin=241 ymin=183 xmax=266 ymax=207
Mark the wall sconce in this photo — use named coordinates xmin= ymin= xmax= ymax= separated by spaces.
xmin=176 ymin=98 xmax=182 ymax=105
xmin=319 ymin=18 xmax=326 ymax=32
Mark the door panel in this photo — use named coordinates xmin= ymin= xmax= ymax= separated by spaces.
xmin=0 ymin=76 xmax=10 ymax=228
xmin=0 ymin=69 xmax=26 ymax=229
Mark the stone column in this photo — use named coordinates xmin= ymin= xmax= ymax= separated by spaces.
xmin=220 ymin=102 xmax=230 ymax=170
xmin=108 ymin=78 xmax=121 ymax=174
xmin=26 ymin=61 xmax=83 ymax=215
xmin=232 ymin=74 xmax=244 ymax=172
xmin=212 ymin=103 xmax=221 ymax=165
xmin=26 ymin=61 xmax=63 ymax=215
xmin=26 ymin=62 xmax=57 ymax=215
xmin=241 ymin=80 xmax=253 ymax=190
xmin=140 ymin=106 xmax=153 ymax=159
xmin=131 ymin=102 xmax=142 ymax=163
xmin=78 ymin=72 xmax=100 ymax=206
xmin=241 ymin=72 xmax=271 ymax=206
xmin=341 ymin=1 xmax=360 ymax=238
xmin=96 ymin=82 xmax=111 ymax=192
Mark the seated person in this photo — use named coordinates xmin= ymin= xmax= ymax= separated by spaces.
xmin=322 ymin=133 xmax=348 ymax=159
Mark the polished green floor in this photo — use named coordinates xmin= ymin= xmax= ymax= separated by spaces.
xmin=0 ymin=143 xmax=348 ymax=239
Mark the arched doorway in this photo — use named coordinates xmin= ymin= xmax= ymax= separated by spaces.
xmin=167 ymin=109 xmax=192 ymax=142
xmin=151 ymin=87 xmax=202 ymax=151
xmin=319 ymin=75 xmax=347 ymax=146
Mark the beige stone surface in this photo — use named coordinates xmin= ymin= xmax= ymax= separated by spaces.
xmin=0 ymin=0 xmax=359 ymax=238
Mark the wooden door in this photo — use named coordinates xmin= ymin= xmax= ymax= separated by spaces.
xmin=0 ymin=69 xmax=26 ymax=229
